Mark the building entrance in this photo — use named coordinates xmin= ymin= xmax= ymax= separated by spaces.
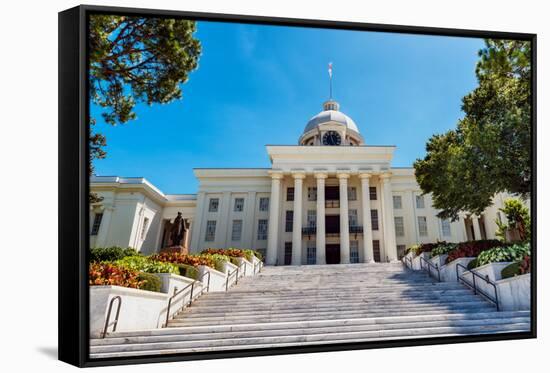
xmin=326 ymin=244 xmax=341 ymax=264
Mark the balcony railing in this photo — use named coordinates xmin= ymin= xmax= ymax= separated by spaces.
xmin=325 ymin=200 xmax=340 ymax=208
xmin=349 ymin=225 xmax=363 ymax=239
xmin=302 ymin=226 xmax=316 ymax=238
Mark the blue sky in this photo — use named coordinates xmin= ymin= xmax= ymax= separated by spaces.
xmin=92 ymin=20 xmax=484 ymax=194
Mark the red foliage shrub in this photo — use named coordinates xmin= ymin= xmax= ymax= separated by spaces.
xmin=520 ymin=255 xmax=531 ymax=275
xmin=89 ymin=262 xmax=144 ymax=289
xmin=445 ymin=239 xmax=502 ymax=264
xmin=201 ymin=248 xmax=247 ymax=258
xmin=150 ymin=252 xmax=215 ymax=269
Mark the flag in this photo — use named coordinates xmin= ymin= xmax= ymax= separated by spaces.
xmin=328 ymin=62 xmax=333 ymax=78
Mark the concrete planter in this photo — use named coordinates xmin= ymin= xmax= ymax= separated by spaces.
xmin=233 ymin=257 xmax=254 ymax=277
xmin=439 ymin=257 xmax=476 ymax=282
xmin=464 ymin=262 xmax=530 ymax=311
xmin=198 ymin=265 xmax=227 ymax=292
xmin=430 ymin=254 xmax=448 ymax=268
xmin=411 ymin=251 xmax=431 ymax=271
xmin=250 ymin=255 xmax=263 ymax=274
xmin=496 ymin=273 xmax=531 ymax=311
xmin=90 ymin=285 xmax=169 ymax=338
xmin=155 ymin=273 xmax=198 ymax=310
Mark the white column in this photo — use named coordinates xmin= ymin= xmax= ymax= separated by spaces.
xmin=359 ymin=173 xmax=375 ymax=263
xmin=338 ymin=172 xmax=350 ymax=264
xmin=473 ymin=215 xmax=482 ymax=241
xmin=266 ymin=172 xmax=283 ymax=265
xmin=292 ymin=172 xmax=306 ymax=265
xmin=380 ymin=173 xmax=398 ymax=262
xmin=315 ymin=172 xmax=327 ymax=265
xmin=190 ymin=191 xmax=206 ymax=253
xmin=95 ymin=205 xmax=114 ymax=248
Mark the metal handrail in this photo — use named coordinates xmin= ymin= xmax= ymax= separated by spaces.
xmin=456 ymin=263 xmax=500 ymax=311
xmin=253 ymin=260 xmax=264 ymax=274
xmin=101 ymin=296 xmax=121 ymax=338
xmin=163 ymin=269 xmax=214 ymax=326
xmin=225 ymin=260 xmax=246 ymax=291
xmin=419 ymin=256 xmax=441 ymax=282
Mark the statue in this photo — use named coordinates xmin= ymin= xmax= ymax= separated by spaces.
xmin=169 ymin=212 xmax=188 ymax=246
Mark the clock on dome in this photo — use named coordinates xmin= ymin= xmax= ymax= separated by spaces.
xmin=322 ymin=131 xmax=342 ymax=146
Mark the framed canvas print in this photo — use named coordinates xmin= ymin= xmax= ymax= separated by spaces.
xmin=58 ymin=4 xmax=537 ymax=367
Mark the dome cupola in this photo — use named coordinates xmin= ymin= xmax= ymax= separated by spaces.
xmin=299 ymin=99 xmax=364 ymax=146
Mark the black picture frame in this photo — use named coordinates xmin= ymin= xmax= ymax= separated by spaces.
xmin=58 ymin=4 xmax=537 ymax=368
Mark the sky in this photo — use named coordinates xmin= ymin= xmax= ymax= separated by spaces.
xmin=92 ymin=20 xmax=485 ymax=194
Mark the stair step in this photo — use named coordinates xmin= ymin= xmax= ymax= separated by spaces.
xmin=100 ymin=310 xmax=530 ymax=338
xmin=90 ymin=323 xmax=529 ymax=355
xmin=93 ymin=316 xmax=529 ymax=346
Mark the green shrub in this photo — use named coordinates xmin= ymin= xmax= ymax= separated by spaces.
xmin=202 ymin=254 xmax=230 ymax=272
xmin=90 ymin=246 xmax=139 ymax=262
xmin=177 ymin=264 xmax=199 ymax=279
xmin=432 ymin=243 xmax=458 ymax=257
xmin=475 ymin=243 xmax=530 ymax=267
xmin=115 ymin=256 xmax=179 ymax=274
xmin=501 ymin=262 xmax=521 ymax=279
xmin=501 ymin=255 xmax=531 ymax=279
xmin=467 ymin=258 xmax=479 ymax=270
xmin=137 ymin=272 xmax=162 ymax=292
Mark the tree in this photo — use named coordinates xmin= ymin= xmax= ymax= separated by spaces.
xmin=88 ymin=15 xmax=201 ymax=202
xmin=414 ymin=39 xmax=531 ymax=220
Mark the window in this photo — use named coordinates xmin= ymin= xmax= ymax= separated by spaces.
xmin=234 ymin=198 xmax=244 ymax=212
xmin=373 ymin=240 xmax=381 ymax=262
xmin=231 ymin=220 xmax=242 ymax=241
xmin=349 ymin=209 xmax=358 ymax=227
xmin=441 ymin=218 xmax=452 ymax=237
xmin=284 ymin=242 xmax=292 ymax=265
xmin=350 ymin=241 xmax=359 ymax=263
xmin=418 ymin=216 xmax=428 ymax=236
xmin=371 ymin=209 xmax=379 ymax=230
xmin=307 ymin=242 xmax=316 ymax=264
xmin=307 ymin=187 xmax=317 ymax=201
xmin=91 ymin=213 xmax=103 ymax=235
xmin=285 ymin=210 xmax=294 ymax=232
xmin=394 ymin=216 xmax=405 ymax=237
xmin=140 ymin=217 xmax=149 ymax=240
xmin=307 ymin=210 xmax=316 ymax=227
xmin=257 ymin=219 xmax=268 ymax=240
xmin=397 ymin=245 xmax=407 ymax=260
xmin=348 ymin=187 xmax=357 ymax=201
xmin=416 ymin=195 xmax=425 ymax=209
xmin=369 ymin=186 xmax=377 ymax=200
xmin=259 ymin=197 xmax=269 ymax=212
xmin=205 ymin=220 xmax=216 ymax=241
xmin=208 ymin=198 xmax=219 ymax=212
xmin=286 ymin=187 xmax=294 ymax=201
xmin=393 ymin=195 xmax=402 ymax=209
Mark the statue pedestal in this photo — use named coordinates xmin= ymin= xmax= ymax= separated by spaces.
xmin=160 ymin=245 xmax=188 ymax=255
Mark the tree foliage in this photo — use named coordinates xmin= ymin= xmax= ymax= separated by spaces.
xmin=414 ymin=39 xmax=531 ymax=220
xmin=88 ymin=15 xmax=201 ymax=163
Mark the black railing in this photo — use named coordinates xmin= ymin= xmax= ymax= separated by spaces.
xmin=456 ymin=263 xmax=500 ymax=311
xmin=325 ymin=200 xmax=340 ymax=208
xmin=419 ymin=256 xmax=441 ymax=282
xmin=101 ymin=296 xmax=122 ymax=338
xmin=302 ymin=226 xmax=316 ymax=237
xmin=349 ymin=226 xmax=363 ymax=233
xmin=164 ymin=271 xmax=211 ymax=327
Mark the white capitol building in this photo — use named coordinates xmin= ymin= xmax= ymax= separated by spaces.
xmin=90 ymin=98 xmax=509 ymax=265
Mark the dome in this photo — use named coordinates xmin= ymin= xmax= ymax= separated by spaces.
xmin=303 ymin=100 xmax=360 ymax=134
